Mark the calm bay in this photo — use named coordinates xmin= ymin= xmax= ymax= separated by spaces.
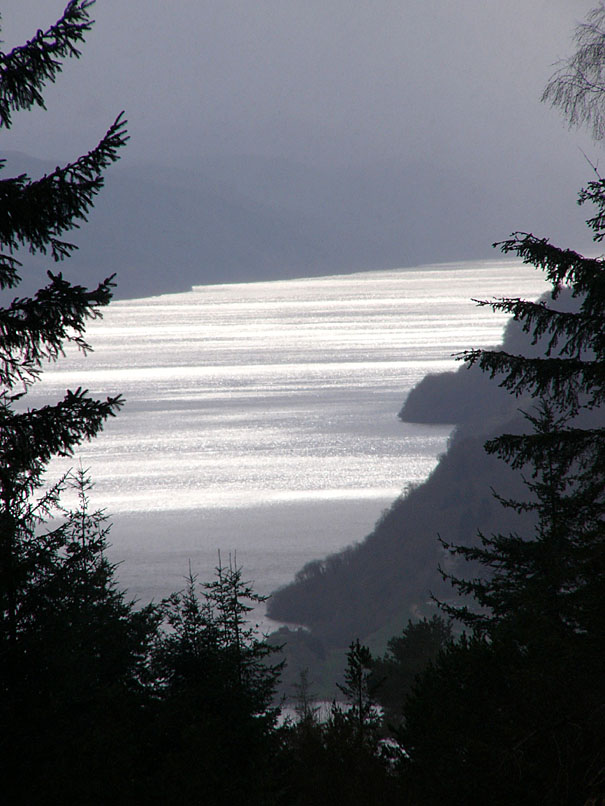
xmin=28 ymin=260 xmax=548 ymax=619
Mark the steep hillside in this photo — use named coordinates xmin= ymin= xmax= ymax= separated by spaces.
xmin=266 ymin=294 xmax=580 ymax=694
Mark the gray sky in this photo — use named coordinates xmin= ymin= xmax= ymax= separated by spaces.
xmin=1 ymin=1 xmax=596 ymax=165
xmin=2 ymin=1 xmax=603 ymax=276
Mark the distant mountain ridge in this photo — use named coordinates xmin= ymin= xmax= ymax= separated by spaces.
xmin=2 ymin=150 xmax=594 ymax=300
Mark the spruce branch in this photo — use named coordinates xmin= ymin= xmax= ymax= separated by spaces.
xmin=0 ymin=1 xmax=95 ymax=128
xmin=460 ymin=349 xmax=604 ymax=410
xmin=0 ymin=388 xmax=123 ymax=477
xmin=0 ymin=272 xmax=118 ymax=390
xmin=0 ymin=114 xmax=129 ymax=262
xmin=494 ymin=233 xmax=605 ymax=301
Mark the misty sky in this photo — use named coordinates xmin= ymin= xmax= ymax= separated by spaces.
xmin=2 ymin=1 xmax=603 ymax=267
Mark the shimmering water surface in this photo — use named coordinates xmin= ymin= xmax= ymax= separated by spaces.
xmin=29 ymin=260 xmax=548 ymax=609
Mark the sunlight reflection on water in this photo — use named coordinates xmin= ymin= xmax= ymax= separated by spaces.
xmin=26 ymin=261 xmax=548 ymax=604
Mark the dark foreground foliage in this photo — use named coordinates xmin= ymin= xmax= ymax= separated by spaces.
xmin=0 ymin=7 xmax=400 ymax=802
xmin=398 ymin=184 xmax=605 ymax=803
xmin=1 ymin=4 xmax=603 ymax=804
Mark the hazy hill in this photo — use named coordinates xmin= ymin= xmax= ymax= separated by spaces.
xmin=2 ymin=150 xmax=593 ymax=300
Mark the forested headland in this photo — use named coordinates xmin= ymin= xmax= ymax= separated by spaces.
xmin=1 ymin=2 xmax=603 ymax=803
xmin=267 ymin=288 xmax=601 ymax=687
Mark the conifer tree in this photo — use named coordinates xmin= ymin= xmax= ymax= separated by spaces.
xmin=335 ymin=639 xmax=382 ymax=747
xmin=371 ymin=616 xmax=452 ymax=730
xmin=444 ymin=194 xmax=605 ymax=641
xmin=0 ymin=1 xmax=127 ymax=652
xmin=156 ymin=554 xmax=282 ymax=723
xmin=149 ymin=561 xmax=283 ymax=804
xmin=400 ymin=187 xmax=605 ymax=804
xmin=0 ymin=5 xmax=159 ymax=801
xmin=0 ymin=468 xmax=158 ymax=801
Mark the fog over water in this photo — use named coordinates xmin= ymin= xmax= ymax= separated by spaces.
xmin=26 ymin=261 xmax=549 ymax=612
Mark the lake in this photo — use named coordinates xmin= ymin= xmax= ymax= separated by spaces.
xmin=29 ymin=259 xmax=548 ymax=621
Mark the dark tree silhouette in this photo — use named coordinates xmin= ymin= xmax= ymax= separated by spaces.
xmin=400 ymin=188 xmax=605 ymax=804
xmin=278 ymin=640 xmax=402 ymax=806
xmin=446 ymin=205 xmax=605 ymax=641
xmin=335 ymin=638 xmax=382 ymax=748
xmin=0 ymin=0 xmax=127 ymax=656
xmin=0 ymin=5 xmax=161 ymax=802
xmin=148 ymin=560 xmax=283 ymax=804
xmin=371 ymin=616 xmax=452 ymax=730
